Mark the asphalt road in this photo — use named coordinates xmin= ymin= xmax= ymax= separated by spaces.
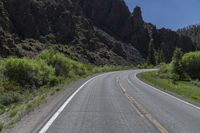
xmin=41 ymin=70 xmax=200 ymax=133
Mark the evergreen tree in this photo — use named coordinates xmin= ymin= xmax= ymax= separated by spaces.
xmin=159 ymin=49 xmax=165 ymax=63
xmin=171 ymin=48 xmax=185 ymax=81
xmin=147 ymin=39 xmax=156 ymax=65
xmin=156 ymin=49 xmax=165 ymax=64
xmin=154 ymin=50 xmax=159 ymax=65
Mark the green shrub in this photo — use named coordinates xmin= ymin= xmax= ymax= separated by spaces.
xmin=159 ymin=63 xmax=170 ymax=74
xmin=0 ymin=123 xmax=3 ymax=131
xmin=69 ymin=62 xmax=88 ymax=76
xmin=0 ymin=104 xmax=5 ymax=115
xmin=191 ymin=79 xmax=200 ymax=87
xmin=171 ymin=48 xmax=185 ymax=81
xmin=182 ymin=51 xmax=200 ymax=79
xmin=0 ymin=92 xmax=22 ymax=106
xmin=3 ymin=57 xmax=56 ymax=88
xmin=37 ymin=49 xmax=73 ymax=77
xmin=158 ymin=63 xmax=171 ymax=78
xmin=9 ymin=109 xmax=18 ymax=117
xmin=49 ymin=76 xmax=64 ymax=87
xmin=2 ymin=81 xmax=20 ymax=92
xmin=37 ymin=49 xmax=91 ymax=78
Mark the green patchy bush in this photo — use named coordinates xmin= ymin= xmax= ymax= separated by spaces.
xmin=191 ymin=79 xmax=200 ymax=87
xmin=37 ymin=49 xmax=73 ymax=77
xmin=9 ymin=109 xmax=18 ymax=118
xmin=0 ymin=104 xmax=5 ymax=115
xmin=3 ymin=57 xmax=56 ymax=88
xmin=171 ymin=48 xmax=186 ymax=81
xmin=182 ymin=51 xmax=200 ymax=79
xmin=159 ymin=63 xmax=171 ymax=74
xmin=37 ymin=49 xmax=91 ymax=78
xmin=0 ymin=92 xmax=22 ymax=106
xmin=0 ymin=122 xmax=3 ymax=131
xmin=2 ymin=81 xmax=20 ymax=92
xmin=158 ymin=63 xmax=171 ymax=78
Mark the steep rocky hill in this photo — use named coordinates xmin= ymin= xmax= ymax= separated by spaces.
xmin=0 ymin=0 xmax=195 ymax=65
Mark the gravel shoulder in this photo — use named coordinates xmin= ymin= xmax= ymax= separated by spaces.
xmin=2 ymin=75 xmax=98 ymax=133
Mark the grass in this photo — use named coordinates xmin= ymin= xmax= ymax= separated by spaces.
xmin=25 ymin=95 xmax=46 ymax=113
xmin=138 ymin=71 xmax=200 ymax=104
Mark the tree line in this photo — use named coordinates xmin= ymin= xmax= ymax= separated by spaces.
xmin=177 ymin=24 xmax=200 ymax=50
xmin=147 ymin=39 xmax=165 ymax=65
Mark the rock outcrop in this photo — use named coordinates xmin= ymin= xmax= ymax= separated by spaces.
xmin=73 ymin=0 xmax=194 ymax=61
xmin=0 ymin=0 xmax=195 ymax=65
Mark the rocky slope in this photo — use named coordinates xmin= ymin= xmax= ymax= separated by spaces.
xmin=0 ymin=0 xmax=195 ymax=65
xmin=74 ymin=0 xmax=194 ymax=61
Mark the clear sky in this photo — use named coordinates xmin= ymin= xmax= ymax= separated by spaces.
xmin=124 ymin=0 xmax=200 ymax=30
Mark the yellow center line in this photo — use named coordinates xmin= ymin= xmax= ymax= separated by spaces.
xmin=116 ymin=77 xmax=169 ymax=133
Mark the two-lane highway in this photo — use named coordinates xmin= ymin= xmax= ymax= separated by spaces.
xmin=40 ymin=70 xmax=200 ymax=133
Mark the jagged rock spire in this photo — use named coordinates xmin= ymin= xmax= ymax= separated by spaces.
xmin=132 ymin=6 xmax=144 ymax=24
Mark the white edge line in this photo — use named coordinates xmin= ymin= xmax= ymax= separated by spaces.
xmin=39 ymin=75 xmax=99 ymax=133
xmin=134 ymin=71 xmax=200 ymax=111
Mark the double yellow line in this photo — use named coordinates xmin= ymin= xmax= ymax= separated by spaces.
xmin=116 ymin=77 xmax=169 ymax=133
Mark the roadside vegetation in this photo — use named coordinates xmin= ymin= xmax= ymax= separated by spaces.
xmin=139 ymin=48 xmax=200 ymax=104
xmin=0 ymin=49 xmax=141 ymax=131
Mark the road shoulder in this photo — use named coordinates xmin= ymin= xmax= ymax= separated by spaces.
xmin=137 ymin=71 xmax=200 ymax=110
xmin=2 ymin=75 xmax=97 ymax=133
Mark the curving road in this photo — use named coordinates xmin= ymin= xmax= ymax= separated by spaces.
xmin=40 ymin=70 xmax=200 ymax=133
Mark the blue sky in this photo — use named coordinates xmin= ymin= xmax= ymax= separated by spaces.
xmin=124 ymin=0 xmax=200 ymax=30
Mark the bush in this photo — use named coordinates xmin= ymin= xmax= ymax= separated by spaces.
xmin=49 ymin=76 xmax=64 ymax=87
xmin=9 ymin=109 xmax=18 ymax=117
xmin=171 ymin=48 xmax=185 ymax=81
xmin=182 ymin=51 xmax=200 ymax=79
xmin=191 ymin=79 xmax=200 ymax=87
xmin=37 ymin=49 xmax=73 ymax=77
xmin=2 ymin=81 xmax=20 ymax=92
xmin=0 ymin=123 xmax=3 ymax=131
xmin=159 ymin=63 xmax=170 ymax=74
xmin=0 ymin=92 xmax=22 ymax=106
xmin=3 ymin=57 xmax=56 ymax=88
xmin=158 ymin=63 xmax=171 ymax=78
xmin=0 ymin=104 xmax=5 ymax=115
xmin=37 ymin=49 xmax=90 ymax=78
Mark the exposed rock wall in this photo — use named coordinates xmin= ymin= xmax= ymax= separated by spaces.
xmin=0 ymin=0 xmax=195 ymax=65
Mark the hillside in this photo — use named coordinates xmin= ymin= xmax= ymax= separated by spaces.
xmin=0 ymin=0 xmax=195 ymax=65
xmin=177 ymin=24 xmax=200 ymax=50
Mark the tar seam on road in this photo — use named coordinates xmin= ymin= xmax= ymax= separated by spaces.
xmin=116 ymin=77 xmax=169 ymax=133
xmin=38 ymin=75 xmax=100 ymax=133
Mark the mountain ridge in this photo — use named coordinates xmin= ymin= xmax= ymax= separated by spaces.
xmin=0 ymin=0 xmax=195 ymax=65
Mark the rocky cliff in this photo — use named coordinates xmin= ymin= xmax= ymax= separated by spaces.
xmin=0 ymin=0 xmax=195 ymax=65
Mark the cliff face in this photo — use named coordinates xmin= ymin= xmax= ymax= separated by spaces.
xmin=0 ymin=0 xmax=195 ymax=65
xmin=75 ymin=1 xmax=150 ymax=57
xmin=74 ymin=0 xmax=194 ymax=61
xmin=0 ymin=0 xmax=144 ymax=65
xmin=156 ymin=28 xmax=195 ymax=62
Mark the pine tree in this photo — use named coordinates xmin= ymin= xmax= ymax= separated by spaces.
xmin=159 ymin=49 xmax=165 ymax=63
xmin=154 ymin=49 xmax=165 ymax=65
xmin=171 ymin=48 xmax=184 ymax=81
xmin=147 ymin=39 xmax=156 ymax=65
